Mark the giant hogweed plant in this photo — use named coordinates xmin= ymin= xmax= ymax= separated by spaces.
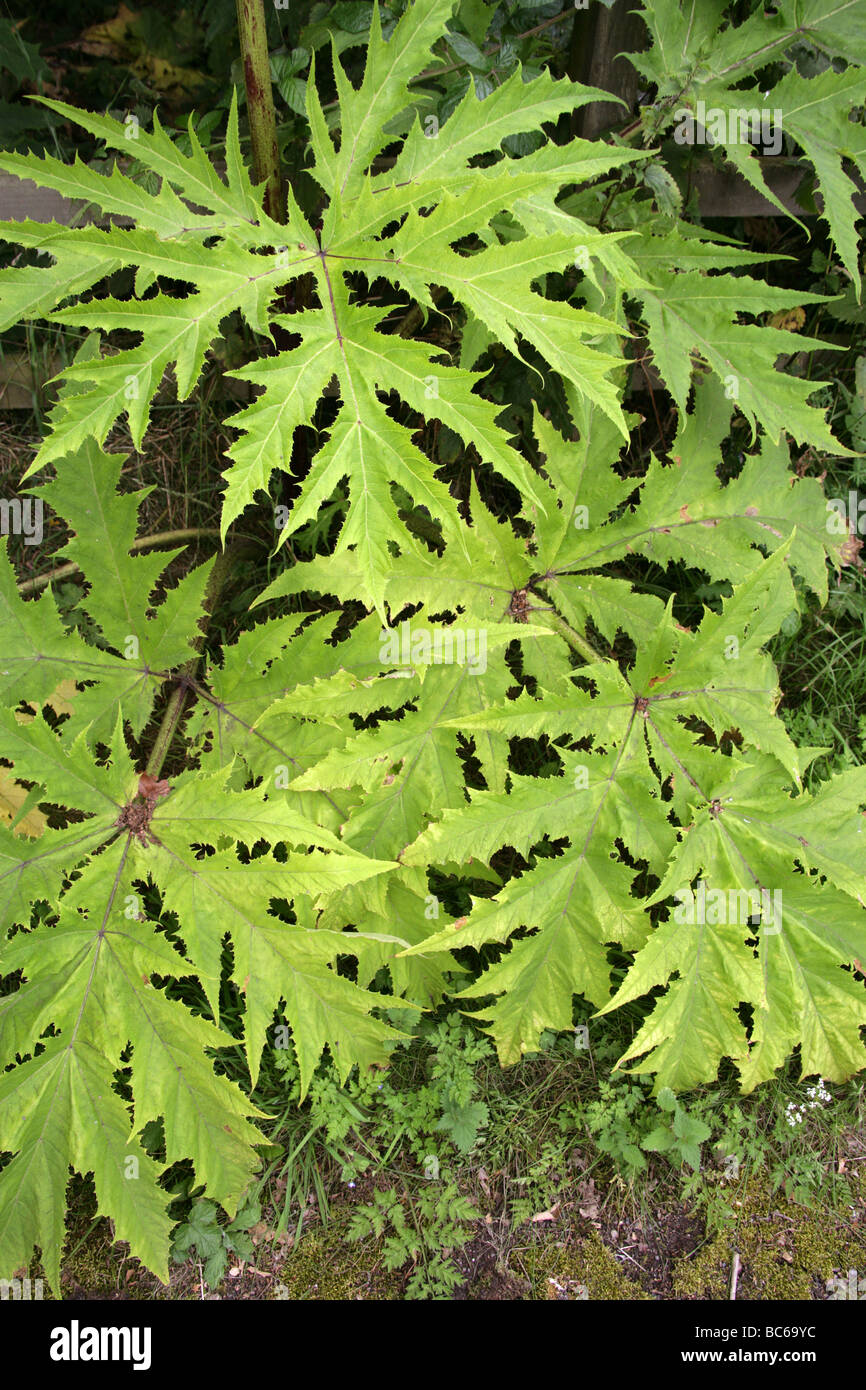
xmin=0 ymin=0 xmax=865 ymax=1290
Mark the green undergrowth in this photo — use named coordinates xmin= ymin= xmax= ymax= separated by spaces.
xmin=31 ymin=1008 xmax=864 ymax=1300
xmin=167 ymin=1011 xmax=866 ymax=1299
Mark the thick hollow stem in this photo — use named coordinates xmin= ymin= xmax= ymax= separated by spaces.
xmin=235 ymin=0 xmax=284 ymax=223
xmin=16 ymin=528 xmax=222 ymax=595
xmin=530 ymin=605 xmax=605 ymax=666
xmin=145 ymin=544 xmax=249 ymax=780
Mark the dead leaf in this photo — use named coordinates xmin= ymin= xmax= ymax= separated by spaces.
xmin=769 ymin=306 xmax=806 ymax=332
xmin=531 ymin=1204 xmax=560 ymax=1223
xmin=138 ymin=773 xmax=172 ymax=802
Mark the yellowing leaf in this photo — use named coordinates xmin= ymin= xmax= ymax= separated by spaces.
xmin=13 ymin=677 xmax=78 ymax=724
xmin=0 ymin=768 xmax=48 ymax=838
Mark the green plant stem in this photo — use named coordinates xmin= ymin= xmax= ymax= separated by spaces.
xmin=15 ymin=528 xmax=222 ymax=595
xmin=144 ymin=544 xmax=246 ymax=780
xmin=144 ymin=0 xmax=287 ymax=779
xmin=235 ymin=0 xmax=284 ymax=223
xmin=530 ymin=605 xmax=605 ymax=665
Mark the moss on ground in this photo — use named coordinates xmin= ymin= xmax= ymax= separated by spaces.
xmin=522 ymin=1230 xmax=651 ymax=1301
xmin=272 ymin=1214 xmax=402 ymax=1300
xmin=60 ymin=1223 xmax=171 ymax=1300
xmin=48 ymin=1145 xmax=866 ymax=1301
xmin=672 ymin=1171 xmax=866 ymax=1300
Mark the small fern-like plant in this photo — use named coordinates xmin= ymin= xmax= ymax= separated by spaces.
xmin=1 ymin=0 xmax=865 ymax=1291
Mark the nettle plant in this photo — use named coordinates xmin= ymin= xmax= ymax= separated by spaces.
xmin=1 ymin=0 xmax=865 ymax=1289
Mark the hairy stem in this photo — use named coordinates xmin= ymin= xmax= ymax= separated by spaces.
xmin=530 ymin=605 xmax=605 ymax=665
xmin=145 ymin=3 xmax=283 ymax=777
xmin=235 ymin=0 xmax=284 ymax=223
xmin=16 ymin=528 xmax=222 ymax=595
xmin=144 ymin=544 xmax=247 ymax=780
